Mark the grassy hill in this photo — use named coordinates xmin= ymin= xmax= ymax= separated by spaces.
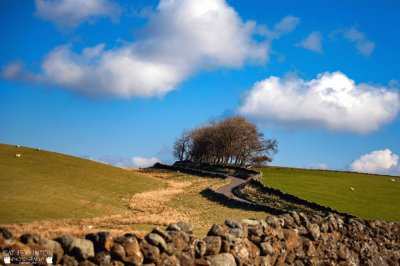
xmin=259 ymin=167 xmax=400 ymax=221
xmin=2 ymin=142 xmax=398 ymax=232
xmin=0 ymin=144 xmax=164 ymax=224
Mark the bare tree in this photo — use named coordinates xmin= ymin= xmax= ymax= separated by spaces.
xmin=172 ymin=117 xmax=278 ymax=166
xmin=173 ymin=130 xmax=191 ymax=161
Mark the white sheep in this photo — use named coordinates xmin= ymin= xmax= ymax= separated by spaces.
xmin=16 ymin=145 xmax=20 ymax=147
xmin=390 ymin=178 xmax=395 ymax=182
xmin=349 ymin=187 xmax=355 ymax=191
xmin=15 ymin=154 xmax=21 ymax=158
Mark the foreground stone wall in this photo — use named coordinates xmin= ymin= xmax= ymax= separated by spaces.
xmin=1 ymin=212 xmax=399 ymax=265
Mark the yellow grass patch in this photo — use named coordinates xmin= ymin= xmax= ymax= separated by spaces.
xmin=4 ymin=169 xmax=267 ymax=238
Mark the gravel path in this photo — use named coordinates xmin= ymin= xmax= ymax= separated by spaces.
xmin=215 ymin=176 xmax=252 ymax=203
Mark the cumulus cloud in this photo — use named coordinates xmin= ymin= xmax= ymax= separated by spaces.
xmin=6 ymin=0 xmax=278 ymax=98
xmin=97 ymin=155 xmax=133 ymax=167
xmin=131 ymin=157 xmax=160 ymax=168
xmin=350 ymin=149 xmax=399 ymax=175
xmin=309 ymin=163 xmax=328 ymax=170
xmin=297 ymin=31 xmax=323 ymax=53
xmin=239 ymin=71 xmax=400 ymax=133
xmin=331 ymin=26 xmax=375 ymax=56
xmin=97 ymin=155 xmax=161 ymax=168
xmin=35 ymin=0 xmax=121 ymax=29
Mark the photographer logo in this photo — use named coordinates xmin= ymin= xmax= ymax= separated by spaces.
xmin=4 ymin=256 xmax=11 ymax=264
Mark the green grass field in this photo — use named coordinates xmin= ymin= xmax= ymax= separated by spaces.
xmin=0 ymin=144 xmax=164 ymax=224
xmin=2 ymin=142 xmax=398 ymax=227
xmin=259 ymin=167 xmax=400 ymax=221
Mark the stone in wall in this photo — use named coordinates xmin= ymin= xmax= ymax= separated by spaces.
xmin=0 ymin=212 xmax=399 ymax=265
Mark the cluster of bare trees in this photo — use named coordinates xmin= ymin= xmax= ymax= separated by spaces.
xmin=173 ymin=117 xmax=278 ymax=166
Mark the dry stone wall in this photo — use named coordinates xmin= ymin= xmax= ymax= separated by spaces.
xmin=153 ymin=163 xmax=354 ymax=218
xmin=1 ymin=212 xmax=399 ymax=265
xmin=234 ymin=180 xmax=356 ymax=219
xmin=200 ymin=187 xmax=285 ymax=215
xmin=172 ymin=162 xmax=260 ymax=179
xmin=152 ymin=163 xmax=229 ymax=179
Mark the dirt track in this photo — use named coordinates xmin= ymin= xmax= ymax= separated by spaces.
xmin=215 ymin=176 xmax=252 ymax=203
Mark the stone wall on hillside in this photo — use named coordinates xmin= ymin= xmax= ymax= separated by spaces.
xmin=173 ymin=161 xmax=260 ymax=179
xmin=153 ymin=162 xmax=262 ymax=180
xmin=1 ymin=212 xmax=399 ymax=266
xmin=234 ymin=179 xmax=356 ymax=219
xmin=152 ymin=163 xmax=229 ymax=179
xmin=152 ymin=163 xmax=354 ymax=219
xmin=200 ymin=187 xmax=286 ymax=215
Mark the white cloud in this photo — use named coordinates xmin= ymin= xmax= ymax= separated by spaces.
xmin=256 ymin=15 xmax=300 ymax=40
xmin=97 ymin=155 xmax=133 ymax=167
xmin=132 ymin=157 xmax=160 ymax=168
xmin=331 ymin=26 xmax=375 ymax=56
xmin=343 ymin=27 xmax=375 ymax=56
xmin=239 ymin=71 xmax=400 ymax=134
xmin=39 ymin=44 xmax=187 ymax=97
xmin=297 ymin=31 xmax=323 ymax=53
xmin=273 ymin=15 xmax=300 ymax=37
xmin=1 ymin=61 xmax=24 ymax=79
xmin=350 ymin=149 xmax=399 ymax=175
xmin=1 ymin=61 xmax=42 ymax=82
xmin=388 ymin=79 xmax=399 ymax=88
xmin=7 ymin=0 xmax=274 ymax=98
xmin=97 ymin=155 xmax=161 ymax=168
xmin=35 ymin=0 xmax=121 ymax=29
xmin=309 ymin=163 xmax=328 ymax=170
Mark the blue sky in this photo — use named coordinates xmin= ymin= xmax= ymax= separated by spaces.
xmin=1 ymin=0 xmax=400 ymax=174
